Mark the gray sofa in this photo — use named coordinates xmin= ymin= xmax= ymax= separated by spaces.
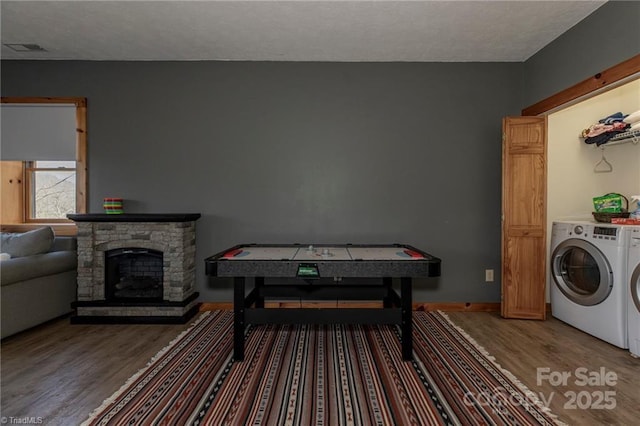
xmin=1 ymin=227 xmax=77 ymax=338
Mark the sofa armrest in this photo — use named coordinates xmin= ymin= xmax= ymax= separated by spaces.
xmin=51 ymin=236 xmax=77 ymax=252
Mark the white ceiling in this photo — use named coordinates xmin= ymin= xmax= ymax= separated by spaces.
xmin=0 ymin=0 xmax=607 ymax=62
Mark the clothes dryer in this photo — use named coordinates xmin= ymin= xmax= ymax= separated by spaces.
xmin=550 ymin=221 xmax=629 ymax=348
xmin=627 ymin=227 xmax=640 ymax=357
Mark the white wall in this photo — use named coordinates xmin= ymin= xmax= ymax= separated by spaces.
xmin=548 ymin=79 xmax=640 ymax=221
xmin=546 ymin=79 xmax=640 ymax=299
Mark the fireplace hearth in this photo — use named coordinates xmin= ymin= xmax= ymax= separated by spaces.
xmin=68 ymin=213 xmax=201 ymax=324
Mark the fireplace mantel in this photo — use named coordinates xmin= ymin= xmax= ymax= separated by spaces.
xmin=68 ymin=213 xmax=201 ymax=222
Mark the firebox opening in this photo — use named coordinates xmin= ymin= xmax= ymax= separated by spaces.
xmin=105 ymin=248 xmax=163 ymax=301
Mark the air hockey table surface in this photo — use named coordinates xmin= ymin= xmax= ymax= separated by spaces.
xmin=205 ymin=243 xmax=441 ymax=278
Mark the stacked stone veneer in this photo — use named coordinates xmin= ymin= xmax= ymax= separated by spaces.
xmin=75 ymin=220 xmax=198 ymax=318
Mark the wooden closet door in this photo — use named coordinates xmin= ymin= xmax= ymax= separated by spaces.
xmin=501 ymin=116 xmax=547 ymax=319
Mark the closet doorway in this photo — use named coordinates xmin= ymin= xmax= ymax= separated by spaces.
xmin=501 ymin=54 xmax=640 ymax=319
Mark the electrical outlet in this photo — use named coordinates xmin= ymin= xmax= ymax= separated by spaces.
xmin=485 ymin=269 xmax=494 ymax=282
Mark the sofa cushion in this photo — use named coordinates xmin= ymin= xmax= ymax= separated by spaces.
xmin=1 ymin=227 xmax=54 ymax=258
xmin=0 ymin=250 xmax=77 ymax=286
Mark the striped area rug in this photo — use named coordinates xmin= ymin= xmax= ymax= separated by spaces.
xmin=83 ymin=311 xmax=564 ymax=425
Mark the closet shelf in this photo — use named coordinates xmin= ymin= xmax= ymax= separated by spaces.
xmin=602 ymin=129 xmax=640 ymax=147
xmin=579 ymin=129 xmax=640 ymax=148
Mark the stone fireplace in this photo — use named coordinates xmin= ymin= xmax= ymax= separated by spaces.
xmin=68 ymin=213 xmax=201 ymax=323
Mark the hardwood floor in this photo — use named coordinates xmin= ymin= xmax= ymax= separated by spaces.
xmin=1 ymin=311 xmax=638 ymax=425
xmin=446 ymin=312 xmax=640 ymax=426
xmin=0 ymin=317 xmax=195 ymax=426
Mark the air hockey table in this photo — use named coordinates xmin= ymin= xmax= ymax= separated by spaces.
xmin=205 ymin=243 xmax=441 ymax=361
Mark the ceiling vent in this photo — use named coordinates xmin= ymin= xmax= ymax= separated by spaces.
xmin=4 ymin=43 xmax=47 ymax=52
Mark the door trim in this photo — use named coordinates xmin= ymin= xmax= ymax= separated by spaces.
xmin=522 ymin=54 xmax=640 ymax=116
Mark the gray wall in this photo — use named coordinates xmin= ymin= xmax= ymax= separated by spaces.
xmin=2 ymin=1 xmax=636 ymax=304
xmin=1 ymin=61 xmax=521 ymax=302
xmin=523 ymin=0 xmax=640 ymax=107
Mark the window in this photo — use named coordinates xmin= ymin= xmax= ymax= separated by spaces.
xmin=0 ymin=97 xmax=87 ymax=235
xmin=25 ymin=161 xmax=77 ymax=221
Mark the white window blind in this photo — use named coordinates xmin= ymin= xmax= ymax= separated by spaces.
xmin=1 ymin=103 xmax=76 ymax=161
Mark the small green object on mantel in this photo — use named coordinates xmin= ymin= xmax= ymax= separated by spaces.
xmin=103 ymin=197 xmax=123 ymax=214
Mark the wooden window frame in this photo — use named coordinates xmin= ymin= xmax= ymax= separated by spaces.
xmin=0 ymin=97 xmax=87 ymax=235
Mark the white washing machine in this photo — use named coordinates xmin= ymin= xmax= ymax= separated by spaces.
xmin=550 ymin=221 xmax=629 ymax=348
xmin=627 ymin=227 xmax=640 ymax=357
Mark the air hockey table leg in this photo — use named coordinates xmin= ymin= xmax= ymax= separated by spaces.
xmin=234 ymin=276 xmax=245 ymax=361
xmin=401 ymin=277 xmax=413 ymax=361
xmin=383 ymin=277 xmax=392 ymax=308
xmin=255 ymin=277 xmax=265 ymax=308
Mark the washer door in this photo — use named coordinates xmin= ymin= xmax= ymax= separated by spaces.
xmin=552 ymin=239 xmax=613 ymax=306
xmin=632 ymin=264 xmax=640 ymax=313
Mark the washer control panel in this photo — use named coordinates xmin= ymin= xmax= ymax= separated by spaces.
xmin=592 ymin=226 xmax=618 ymax=241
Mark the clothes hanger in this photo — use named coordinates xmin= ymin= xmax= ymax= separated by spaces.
xmin=594 ymin=148 xmax=613 ymax=173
